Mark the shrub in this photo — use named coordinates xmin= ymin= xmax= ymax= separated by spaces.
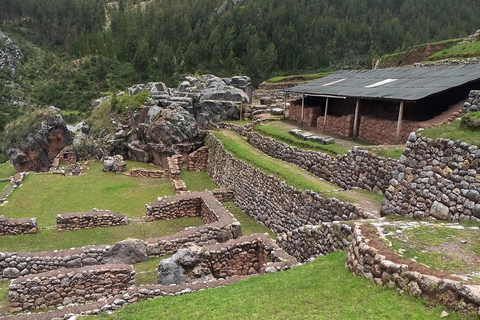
xmin=3 ymin=108 xmax=56 ymax=148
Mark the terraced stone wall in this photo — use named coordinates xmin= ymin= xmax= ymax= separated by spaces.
xmin=347 ymin=224 xmax=480 ymax=315
xmin=56 ymin=210 xmax=128 ymax=231
xmin=205 ymin=133 xmax=370 ymax=234
xmin=382 ymin=133 xmax=480 ymax=221
xmin=247 ymin=132 xmax=397 ymax=193
xmin=8 ymin=264 xmax=134 ymax=312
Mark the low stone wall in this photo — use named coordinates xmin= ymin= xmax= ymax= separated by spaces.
xmin=56 ymin=148 xmax=76 ymax=165
xmin=211 ymin=187 xmax=235 ymax=202
xmin=217 ymin=122 xmax=249 ymax=136
xmin=187 ymin=147 xmax=208 ymax=171
xmin=202 ymin=234 xmax=296 ymax=278
xmin=358 ymin=115 xmax=420 ymax=145
xmin=127 ymin=167 xmax=169 ymax=178
xmin=277 ymin=222 xmax=353 ymax=263
xmin=205 ymin=134 xmax=371 ymax=234
xmin=4 ymin=276 xmax=254 ymax=320
xmin=0 ymin=216 xmax=37 ymax=236
xmin=316 ymin=114 xmax=354 ymax=136
xmin=168 ymin=155 xmax=182 ymax=180
xmin=346 ymin=224 xmax=480 ymax=316
xmin=8 ymin=264 xmax=135 ymax=312
xmin=247 ymin=132 xmax=397 ymax=193
xmin=0 ymin=245 xmax=109 ymax=280
xmin=382 ymin=133 xmax=480 ymax=221
xmin=172 ymin=179 xmax=187 ymax=194
xmin=56 ymin=210 xmax=128 ymax=231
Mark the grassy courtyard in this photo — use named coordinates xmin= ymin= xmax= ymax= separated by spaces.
xmin=0 ymin=162 xmax=175 ymax=227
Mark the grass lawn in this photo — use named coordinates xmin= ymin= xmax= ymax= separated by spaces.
xmin=419 ymin=119 xmax=480 ymax=146
xmin=123 ymin=160 xmax=165 ymax=170
xmin=0 ymin=162 xmax=175 ymax=227
xmin=428 ymin=40 xmax=480 ymax=60
xmin=0 ymin=218 xmax=203 ymax=252
xmin=87 ymin=252 xmax=464 ymax=320
xmin=211 ymin=130 xmax=340 ymax=193
xmin=254 ymin=121 xmax=348 ymax=156
xmin=359 ymin=146 xmax=405 ymax=160
xmin=181 ymin=169 xmax=218 ymax=191
xmin=0 ymin=181 xmax=8 ymax=192
xmin=222 ymin=201 xmax=276 ymax=239
xmin=0 ymin=161 xmax=15 ymax=179
xmin=133 ymin=255 xmax=172 ymax=286
xmin=0 ymin=281 xmax=8 ymax=316
xmin=223 ymin=120 xmax=251 ymax=126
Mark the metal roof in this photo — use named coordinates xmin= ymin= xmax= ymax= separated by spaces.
xmin=281 ymin=64 xmax=480 ymax=101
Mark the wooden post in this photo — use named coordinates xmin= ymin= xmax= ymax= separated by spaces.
xmin=322 ymin=97 xmax=329 ymax=133
xmin=353 ymin=99 xmax=360 ymax=140
xmin=283 ymin=94 xmax=286 ymax=119
xmin=395 ymin=101 xmax=404 ymax=145
xmin=240 ymin=101 xmax=243 ymax=121
xmin=301 ymin=95 xmax=305 ymax=127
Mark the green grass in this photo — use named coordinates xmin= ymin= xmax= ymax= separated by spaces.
xmin=265 ymin=72 xmax=334 ymax=84
xmin=180 ymin=169 xmax=218 ymax=191
xmin=387 ymin=225 xmax=480 ymax=273
xmin=359 ymin=147 xmax=405 ymax=159
xmin=134 ymin=256 xmax=169 ymax=286
xmin=0 ymin=161 xmax=15 ymax=179
xmin=124 ymin=160 xmax=164 ymax=170
xmin=0 ymin=281 xmax=8 ymax=316
xmin=429 ymin=40 xmax=480 ymax=60
xmin=0 ymin=162 xmax=176 ymax=226
xmin=0 ymin=181 xmax=8 ymax=192
xmin=87 ymin=252 xmax=466 ymax=320
xmin=322 ymin=189 xmax=384 ymax=209
xmin=0 ymin=218 xmax=204 ymax=253
xmin=222 ymin=201 xmax=276 ymax=239
xmin=419 ymin=119 xmax=480 ymax=146
xmin=211 ymin=130 xmax=341 ymax=193
xmin=254 ymin=121 xmax=348 ymax=156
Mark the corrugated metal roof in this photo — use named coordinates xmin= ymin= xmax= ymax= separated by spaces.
xmin=281 ymin=64 xmax=480 ymax=101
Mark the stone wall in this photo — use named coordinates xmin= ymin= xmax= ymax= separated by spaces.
xmin=316 ymin=114 xmax=354 ymax=136
xmin=187 ymin=146 xmax=208 ymax=171
xmin=56 ymin=148 xmax=76 ymax=165
xmin=127 ymin=167 xmax=169 ymax=178
xmin=0 ymin=216 xmax=37 ymax=236
xmin=358 ymin=115 xmax=420 ymax=145
xmin=168 ymin=155 xmax=182 ymax=180
xmin=56 ymin=210 xmax=128 ymax=231
xmin=277 ymin=222 xmax=353 ymax=263
xmin=288 ymin=104 xmax=322 ymax=126
xmin=8 ymin=264 xmax=135 ymax=312
xmin=211 ymin=187 xmax=235 ymax=202
xmin=381 ymin=133 xmax=480 ymax=221
xmin=205 ymin=133 xmax=371 ymax=234
xmin=247 ymin=132 xmax=397 ymax=193
xmin=346 ymin=224 xmax=480 ymax=315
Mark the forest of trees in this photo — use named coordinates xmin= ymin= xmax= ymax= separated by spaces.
xmin=0 ymin=0 xmax=479 ymax=99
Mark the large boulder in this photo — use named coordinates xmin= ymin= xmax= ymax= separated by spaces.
xmin=103 ymin=155 xmax=127 ymax=173
xmin=101 ymin=238 xmax=147 ymax=264
xmin=196 ymin=101 xmax=240 ymax=128
xmin=147 ymin=104 xmax=198 ymax=145
xmin=6 ymin=107 xmax=73 ymax=173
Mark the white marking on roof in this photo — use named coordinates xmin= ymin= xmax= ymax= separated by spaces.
xmin=322 ymin=79 xmax=346 ymax=86
xmin=365 ymin=78 xmax=398 ymax=88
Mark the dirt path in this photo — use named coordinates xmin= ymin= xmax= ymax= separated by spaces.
xmin=216 ymin=129 xmax=382 ymax=217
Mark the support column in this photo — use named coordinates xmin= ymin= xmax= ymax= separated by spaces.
xmin=395 ymin=101 xmax=404 ymax=145
xmin=301 ymin=95 xmax=305 ymax=126
xmin=353 ymin=99 xmax=360 ymax=140
xmin=322 ymin=97 xmax=329 ymax=133
xmin=283 ymin=94 xmax=286 ymax=119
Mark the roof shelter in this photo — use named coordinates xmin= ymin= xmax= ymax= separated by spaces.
xmin=281 ymin=64 xmax=480 ymax=144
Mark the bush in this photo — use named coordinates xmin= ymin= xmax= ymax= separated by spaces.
xmin=3 ymin=108 xmax=56 ymax=148
xmin=460 ymin=112 xmax=480 ymax=131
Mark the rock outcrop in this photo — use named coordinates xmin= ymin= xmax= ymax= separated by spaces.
xmin=0 ymin=30 xmax=23 ymax=79
xmin=6 ymin=107 xmax=73 ymax=173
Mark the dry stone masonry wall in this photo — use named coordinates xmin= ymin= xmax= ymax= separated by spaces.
xmin=277 ymin=222 xmax=353 ymax=263
xmin=247 ymin=132 xmax=397 ymax=193
xmin=127 ymin=167 xmax=169 ymax=178
xmin=8 ymin=264 xmax=135 ymax=312
xmin=205 ymin=133 xmax=370 ymax=234
xmin=381 ymin=132 xmax=480 ymax=221
xmin=187 ymin=146 xmax=208 ymax=171
xmin=358 ymin=116 xmax=420 ymax=145
xmin=0 ymin=216 xmax=37 ymax=236
xmin=347 ymin=224 xmax=480 ymax=316
xmin=56 ymin=210 xmax=128 ymax=231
